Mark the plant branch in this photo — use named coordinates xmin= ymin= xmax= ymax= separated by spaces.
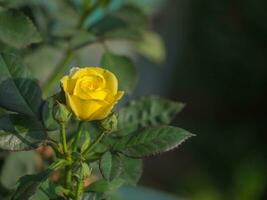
xmin=82 ymin=131 xmax=107 ymax=156
xmin=74 ymin=177 xmax=83 ymax=200
xmin=60 ymin=122 xmax=68 ymax=155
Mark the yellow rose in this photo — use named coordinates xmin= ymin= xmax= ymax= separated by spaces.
xmin=60 ymin=67 xmax=124 ymax=121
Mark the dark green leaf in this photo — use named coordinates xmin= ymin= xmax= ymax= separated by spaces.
xmin=12 ymin=159 xmax=66 ymax=200
xmin=99 ymin=152 xmax=122 ymax=181
xmin=0 ymin=114 xmax=46 ymax=151
xmin=87 ymin=178 xmax=124 ymax=193
xmin=0 ymin=53 xmax=43 ymax=117
xmin=90 ymin=4 xmax=147 ymax=40
xmin=41 ymin=96 xmax=58 ymax=131
xmin=30 ymin=180 xmax=58 ymax=200
xmin=115 ymin=96 xmax=185 ymax=136
xmin=120 ymin=156 xmax=142 ymax=186
xmin=11 ymin=171 xmax=51 ymax=200
xmin=114 ymin=126 xmax=194 ymax=158
xmin=0 ymin=151 xmax=37 ymax=189
xmin=101 ymin=52 xmax=137 ymax=94
xmin=0 ymin=10 xmax=41 ymax=48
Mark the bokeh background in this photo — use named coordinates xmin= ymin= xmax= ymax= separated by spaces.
xmin=136 ymin=0 xmax=267 ymax=199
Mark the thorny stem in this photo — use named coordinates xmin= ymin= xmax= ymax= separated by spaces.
xmin=65 ymin=165 xmax=72 ymax=189
xmin=59 ymin=122 xmax=72 ymax=189
xmin=60 ymin=123 xmax=68 ymax=155
xmin=74 ymin=177 xmax=83 ymax=200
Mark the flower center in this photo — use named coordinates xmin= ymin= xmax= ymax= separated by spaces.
xmin=80 ymin=75 xmax=105 ymax=92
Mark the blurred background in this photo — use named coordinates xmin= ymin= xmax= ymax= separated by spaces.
xmin=1 ymin=0 xmax=267 ymax=199
xmin=136 ymin=0 xmax=267 ymax=200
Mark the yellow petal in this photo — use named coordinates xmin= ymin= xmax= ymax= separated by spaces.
xmin=115 ymin=91 xmax=124 ymax=101
xmin=89 ymin=91 xmax=124 ymax=120
xmin=102 ymin=69 xmax=118 ymax=95
xmin=72 ymin=75 xmax=107 ymax=100
xmin=71 ymin=67 xmax=118 ymax=95
xmin=60 ymin=76 xmax=69 ymax=92
xmin=71 ymin=67 xmax=104 ymax=79
xmin=65 ymin=93 xmax=106 ymax=121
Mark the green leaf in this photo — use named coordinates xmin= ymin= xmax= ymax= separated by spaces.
xmin=0 ymin=151 xmax=38 ymax=189
xmin=101 ymin=52 xmax=138 ymax=94
xmin=134 ymin=31 xmax=166 ymax=64
xmin=87 ymin=178 xmax=124 ymax=193
xmin=81 ymin=130 xmax=91 ymax=153
xmin=30 ymin=180 xmax=58 ymax=200
xmin=90 ymin=4 xmax=147 ymax=40
xmin=120 ymin=156 xmax=142 ymax=186
xmin=0 ymin=53 xmax=43 ymax=117
xmin=11 ymin=171 xmax=51 ymax=200
xmin=0 ymin=53 xmax=47 ymax=150
xmin=12 ymin=159 xmax=66 ymax=200
xmin=50 ymin=0 xmax=79 ymax=38
xmin=115 ymin=96 xmax=185 ymax=136
xmin=0 ymin=10 xmax=41 ymax=48
xmin=99 ymin=152 xmax=122 ymax=181
xmin=41 ymin=96 xmax=58 ymax=131
xmin=0 ymin=114 xmax=46 ymax=151
xmin=114 ymin=126 xmax=194 ymax=158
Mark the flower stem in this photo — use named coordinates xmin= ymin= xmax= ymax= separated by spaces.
xmin=72 ymin=121 xmax=84 ymax=152
xmin=82 ymin=131 xmax=107 ymax=156
xmin=60 ymin=123 xmax=68 ymax=155
xmin=65 ymin=165 xmax=72 ymax=189
xmin=59 ymin=122 xmax=73 ymax=190
xmin=74 ymin=178 xmax=83 ymax=200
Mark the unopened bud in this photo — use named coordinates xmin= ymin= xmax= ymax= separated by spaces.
xmin=53 ymin=102 xmax=71 ymax=123
xmin=100 ymin=113 xmax=118 ymax=133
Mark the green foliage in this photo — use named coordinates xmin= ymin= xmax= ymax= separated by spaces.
xmin=134 ymin=31 xmax=166 ymax=64
xmin=12 ymin=159 xmax=66 ymax=200
xmin=114 ymin=126 xmax=193 ymax=158
xmin=101 ymin=52 xmax=138 ymax=94
xmin=0 ymin=10 xmax=41 ymax=48
xmin=119 ymin=155 xmax=142 ymax=186
xmin=30 ymin=180 xmax=58 ymax=200
xmin=0 ymin=114 xmax=46 ymax=150
xmin=90 ymin=4 xmax=147 ymax=40
xmin=0 ymin=53 xmax=43 ymax=116
xmin=12 ymin=171 xmax=51 ymax=200
xmin=87 ymin=178 xmax=124 ymax=193
xmin=41 ymin=96 xmax=59 ymax=131
xmin=99 ymin=152 xmax=122 ymax=181
xmin=115 ymin=96 xmax=185 ymax=136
